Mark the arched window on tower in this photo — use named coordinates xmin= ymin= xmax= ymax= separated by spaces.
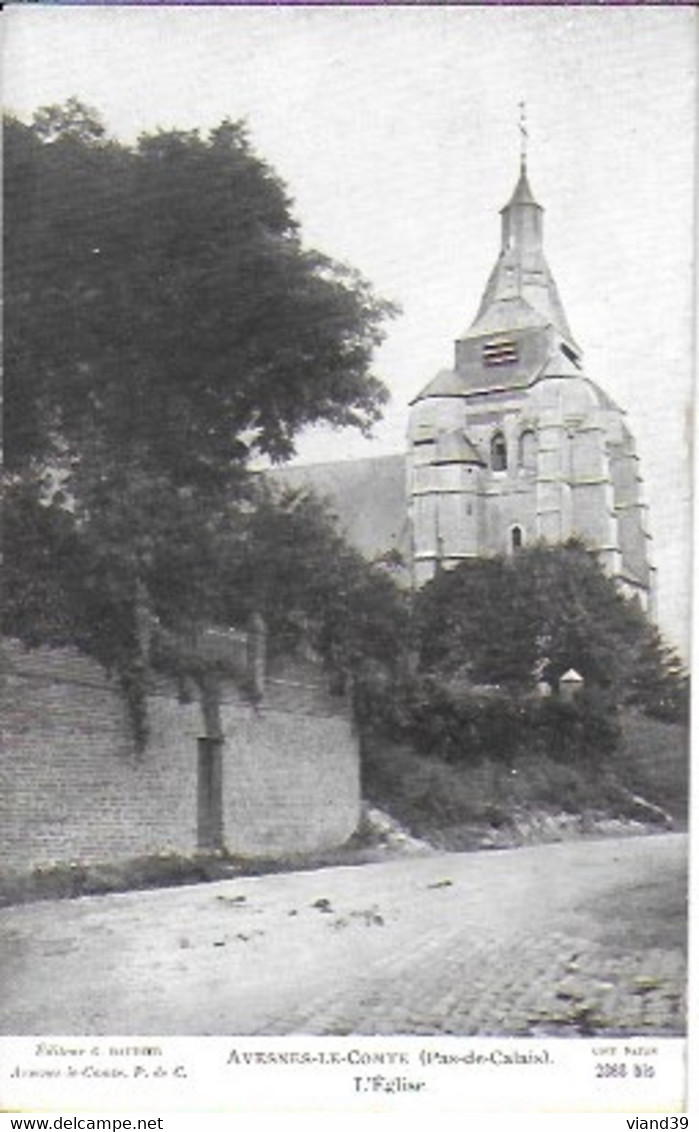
xmin=518 ymin=429 xmax=537 ymax=472
xmin=511 ymin=525 xmax=524 ymax=553
xmin=491 ymin=431 xmax=507 ymax=472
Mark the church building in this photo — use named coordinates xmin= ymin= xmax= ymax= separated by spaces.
xmin=281 ymin=155 xmax=654 ymax=611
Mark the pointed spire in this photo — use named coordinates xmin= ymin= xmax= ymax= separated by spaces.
xmin=503 ymin=103 xmax=540 ymax=212
xmin=504 ymin=166 xmax=540 ymax=211
xmin=459 ymin=121 xmax=577 ymax=345
xmin=501 ymin=106 xmax=542 ymax=244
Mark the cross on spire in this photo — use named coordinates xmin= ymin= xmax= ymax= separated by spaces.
xmin=518 ymin=100 xmax=528 ymax=171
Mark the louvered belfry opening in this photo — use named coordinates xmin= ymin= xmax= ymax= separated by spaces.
xmin=483 ymin=338 xmax=518 ymax=366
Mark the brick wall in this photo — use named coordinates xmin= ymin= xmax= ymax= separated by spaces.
xmin=220 ymin=709 xmax=359 ymax=857
xmin=0 ymin=640 xmax=360 ymax=872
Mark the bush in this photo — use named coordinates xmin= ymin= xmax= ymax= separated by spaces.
xmin=615 ymin=710 xmax=690 ymax=824
xmin=528 ymin=689 xmax=621 ymax=766
xmin=361 ymin=737 xmax=633 ymax=848
xmin=359 ymin=672 xmax=621 ymax=768
xmin=405 ymin=679 xmax=525 ymax=764
xmin=362 ymin=740 xmax=514 ymax=833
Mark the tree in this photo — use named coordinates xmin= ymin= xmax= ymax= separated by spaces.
xmin=3 ymin=102 xmax=396 ymax=743
xmin=413 ymin=541 xmax=688 ymax=720
xmin=5 ymin=107 xmax=392 ymax=482
xmin=217 ymin=483 xmax=411 ymax=683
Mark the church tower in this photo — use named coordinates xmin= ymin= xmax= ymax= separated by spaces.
xmin=407 ymin=146 xmax=654 ymax=610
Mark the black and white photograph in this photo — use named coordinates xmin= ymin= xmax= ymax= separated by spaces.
xmin=0 ymin=2 xmax=694 ymax=1114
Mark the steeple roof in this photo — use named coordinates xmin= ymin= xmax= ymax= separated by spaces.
xmin=504 ymin=164 xmax=540 ymax=208
xmin=460 ymin=163 xmax=577 ymax=348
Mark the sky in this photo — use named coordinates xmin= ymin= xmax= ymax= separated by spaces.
xmin=3 ymin=5 xmax=696 ymax=656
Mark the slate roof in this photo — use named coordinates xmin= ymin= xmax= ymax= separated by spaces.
xmin=586 ymin=378 xmax=623 ymax=414
xmin=270 ymin=452 xmax=410 ymax=566
xmin=538 ymin=345 xmax=585 ymax=380
xmin=464 ymin=296 xmax=551 ymax=339
xmin=502 ymin=166 xmax=541 ymax=209
xmin=451 ymin=163 xmax=577 ymax=349
xmin=433 ymin=430 xmax=485 ymax=465
xmin=465 ymin=252 xmax=575 ymax=344
xmin=411 ymin=367 xmax=463 ymax=402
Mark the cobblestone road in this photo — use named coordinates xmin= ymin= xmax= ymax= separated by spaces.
xmin=0 ymin=833 xmax=687 ymax=1036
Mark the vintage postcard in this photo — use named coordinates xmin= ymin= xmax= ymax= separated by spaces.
xmin=1 ymin=2 xmax=695 ymax=1119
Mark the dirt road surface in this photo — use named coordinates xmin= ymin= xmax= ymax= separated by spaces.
xmin=0 ymin=832 xmax=687 ymax=1036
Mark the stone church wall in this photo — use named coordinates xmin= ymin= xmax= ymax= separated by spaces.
xmin=0 ymin=640 xmax=360 ymax=873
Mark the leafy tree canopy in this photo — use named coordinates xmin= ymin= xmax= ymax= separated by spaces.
xmin=413 ymin=542 xmax=688 ymax=722
xmin=217 ymin=483 xmax=411 ymax=680
xmin=5 ymin=101 xmax=393 ymax=488
xmin=3 ymin=100 xmax=398 ymax=743
xmin=4 ymin=473 xmax=409 ymax=741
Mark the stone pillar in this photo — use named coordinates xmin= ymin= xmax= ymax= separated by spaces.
xmin=559 ymin=668 xmax=584 ymax=702
xmin=247 ymin=612 xmax=267 ymax=703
